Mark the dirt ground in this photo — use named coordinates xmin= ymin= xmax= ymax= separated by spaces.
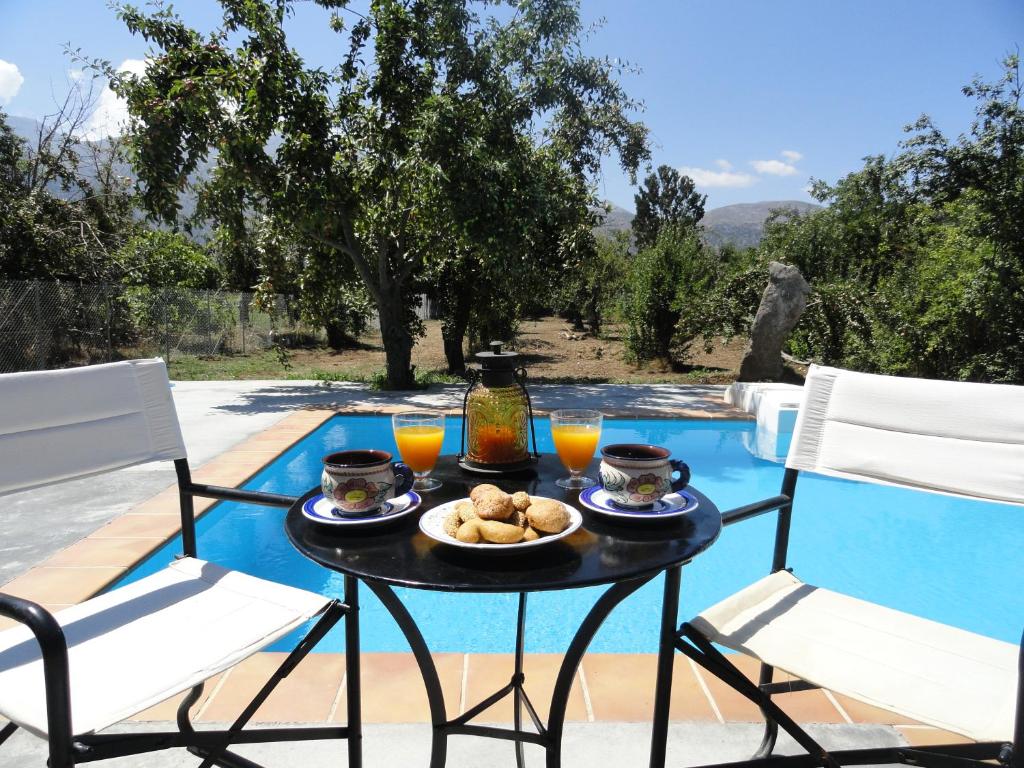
xmin=280 ymin=317 xmax=760 ymax=384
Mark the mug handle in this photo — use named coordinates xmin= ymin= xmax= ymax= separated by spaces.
xmin=669 ymin=460 xmax=691 ymax=492
xmin=393 ymin=462 xmax=415 ymax=496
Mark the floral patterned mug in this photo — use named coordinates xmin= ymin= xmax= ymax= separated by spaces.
xmin=321 ymin=450 xmax=414 ymax=516
xmin=598 ymin=444 xmax=691 ymax=508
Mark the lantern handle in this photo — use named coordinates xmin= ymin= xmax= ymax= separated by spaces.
xmin=514 ymin=366 xmax=541 ymax=459
xmin=457 ymin=368 xmax=480 ymax=461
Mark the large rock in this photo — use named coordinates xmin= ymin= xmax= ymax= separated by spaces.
xmin=738 ymin=262 xmax=810 ymax=382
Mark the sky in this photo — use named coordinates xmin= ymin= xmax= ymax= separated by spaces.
xmin=0 ymin=0 xmax=1021 ymax=211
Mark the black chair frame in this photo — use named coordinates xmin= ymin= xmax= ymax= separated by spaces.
xmin=0 ymin=458 xmax=362 ymax=768
xmin=672 ymin=467 xmax=1022 ymax=768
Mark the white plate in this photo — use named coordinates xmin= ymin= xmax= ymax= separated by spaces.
xmin=302 ymin=491 xmax=421 ymax=528
xmin=578 ymin=486 xmax=698 ymax=521
xmin=419 ymin=497 xmax=583 ymax=552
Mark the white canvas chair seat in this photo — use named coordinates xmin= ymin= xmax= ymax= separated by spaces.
xmin=0 ymin=558 xmax=330 ymax=739
xmin=691 ymin=569 xmax=1018 ymax=742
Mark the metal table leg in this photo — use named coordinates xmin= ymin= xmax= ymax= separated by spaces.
xmin=545 ymin=575 xmax=654 ymax=768
xmin=650 ymin=566 xmax=682 ymax=768
xmin=365 ymin=580 xmax=450 ymax=768
xmin=368 ymin=574 xmax=655 ymax=768
xmin=345 ymin=576 xmax=363 ymax=768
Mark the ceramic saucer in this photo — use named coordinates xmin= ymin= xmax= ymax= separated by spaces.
xmin=578 ymin=486 xmax=698 ymax=521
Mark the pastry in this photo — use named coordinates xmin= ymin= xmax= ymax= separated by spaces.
xmin=522 ymin=527 xmax=540 ymax=542
xmin=469 ymin=484 xmax=502 ymax=503
xmin=474 ymin=490 xmax=514 ymax=521
xmin=526 ymin=499 xmax=570 ymax=533
xmin=444 ymin=511 xmax=461 ymax=538
xmin=477 ymin=520 xmax=525 ymax=544
xmin=456 ymin=500 xmax=478 ymax=523
xmin=456 ymin=519 xmax=482 ymax=543
xmin=511 ymin=491 xmax=531 ymax=512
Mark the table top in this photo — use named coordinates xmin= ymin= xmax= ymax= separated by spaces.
xmin=284 ymin=454 xmax=722 ymax=593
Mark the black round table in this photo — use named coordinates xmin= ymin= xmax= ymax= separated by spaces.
xmin=285 ymin=454 xmax=722 ymax=768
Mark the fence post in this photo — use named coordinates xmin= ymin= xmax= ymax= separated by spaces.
xmin=33 ymin=280 xmax=44 ymax=370
xmin=205 ymin=290 xmax=213 ymax=354
xmin=162 ymin=289 xmax=171 ymax=364
xmin=105 ymin=287 xmax=113 ymax=362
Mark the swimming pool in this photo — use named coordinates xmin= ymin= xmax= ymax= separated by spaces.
xmin=111 ymin=415 xmax=1022 ymax=653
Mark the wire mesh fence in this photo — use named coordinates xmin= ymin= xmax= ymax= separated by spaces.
xmin=0 ymin=280 xmax=324 ymax=373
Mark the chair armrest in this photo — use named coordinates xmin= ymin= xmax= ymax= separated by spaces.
xmin=720 ymin=494 xmax=792 ymax=527
xmin=184 ymin=483 xmax=298 ymax=509
xmin=0 ymin=593 xmax=74 ymax=748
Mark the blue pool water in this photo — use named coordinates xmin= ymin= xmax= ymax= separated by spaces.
xmin=111 ymin=416 xmax=1022 ymax=654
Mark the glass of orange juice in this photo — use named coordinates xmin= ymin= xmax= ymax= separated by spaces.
xmin=392 ymin=411 xmax=446 ymax=492
xmin=550 ymin=409 xmax=602 ymax=489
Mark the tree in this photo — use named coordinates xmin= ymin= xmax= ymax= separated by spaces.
xmin=109 ymin=0 xmax=648 ymax=388
xmin=623 ymin=224 xmax=715 ymax=362
xmin=632 ymin=165 xmax=706 ymax=249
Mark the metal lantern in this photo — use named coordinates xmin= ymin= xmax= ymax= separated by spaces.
xmin=457 ymin=341 xmax=540 ymax=474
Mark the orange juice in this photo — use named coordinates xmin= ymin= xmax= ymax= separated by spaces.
xmin=551 ymin=424 xmax=600 ymax=471
xmin=394 ymin=425 xmax=444 ymax=473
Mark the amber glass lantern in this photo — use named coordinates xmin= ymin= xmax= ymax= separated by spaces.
xmin=458 ymin=341 xmax=539 ymax=474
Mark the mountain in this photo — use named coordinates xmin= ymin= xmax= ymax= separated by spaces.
xmin=700 ymin=200 xmax=821 ymax=249
xmin=593 ymin=203 xmax=636 ymax=238
xmin=592 ymin=199 xmax=822 ymax=250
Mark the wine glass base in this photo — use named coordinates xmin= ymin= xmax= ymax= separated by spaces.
xmin=555 ymin=475 xmax=597 ymax=490
xmin=413 ymin=477 xmax=442 ymax=492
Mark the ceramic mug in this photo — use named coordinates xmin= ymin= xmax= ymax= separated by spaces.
xmin=321 ymin=450 xmax=414 ymax=516
xmin=598 ymin=444 xmax=691 ymax=508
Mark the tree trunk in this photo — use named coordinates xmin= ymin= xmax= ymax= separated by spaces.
xmin=441 ymin=291 xmax=471 ymax=375
xmin=325 ymin=320 xmax=348 ymax=351
xmin=377 ymin=292 xmax=417 ymax=389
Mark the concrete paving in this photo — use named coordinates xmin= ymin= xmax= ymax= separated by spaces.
xmin=1 ymin=380 xmax=734 ymax=583
xmin=2 ymin=720 xmax=906 ymax=767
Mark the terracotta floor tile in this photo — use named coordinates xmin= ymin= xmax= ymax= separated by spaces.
xmin=188 ymin=466 xmax=253 ymax=486
xmin=583 ymin=654 xmax=716 ymax=721
xmin=133 ymin=675 xmax=224 ymax=721
xmin=896 ymin=726 xmax=973 ymax=747
xmin=130 ymin=488 xmax=182 ymax=515
xmin=693 ymin=654 xmax=844 ymax=724
xmin=464 ymin=654 xmax=587 ymax=723
xmin=199 ymin=653 xmax=345 ymax=723
xmin=92 ymin=513 xmax=181 ymax=539
xmin=1 ymin=567 xmax=124 ymax=604
xmin=46 ymin=537 xmax=163 ymax=568
xmin=831 ymin=693 xmax=921 ymax=725
xmin=337 ymin=652 xmax=463 ymax=723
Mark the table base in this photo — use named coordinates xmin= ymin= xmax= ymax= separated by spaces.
xmin=361 ymin=566 xmax=681 ymax=768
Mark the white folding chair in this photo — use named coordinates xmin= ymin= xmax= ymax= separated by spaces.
xmin=671 ymin=365 xmax=1023 ymax=768
xmin=0 ymin=359 xmax=360 ymax=768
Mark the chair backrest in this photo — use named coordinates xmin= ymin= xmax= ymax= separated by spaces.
xmin=0 ymin=359 xmax=187 ymax=497
xmin=786 ymin=365 xmax=1024 ymax=506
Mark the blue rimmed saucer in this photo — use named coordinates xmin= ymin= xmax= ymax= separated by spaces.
xmin=578 ymin=486 xmax=698 ymax=521
xmin=302 ymin=491 xmax=422 ymax=528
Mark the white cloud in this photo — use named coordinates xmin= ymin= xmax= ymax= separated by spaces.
xmin=80 ymin=58 xmax=147 ymax=141
xmin=68 ymin=68 xmax=84 ymax=82
xmin=714 ymin=158 xmax=733 ymax=171
xmin=680 ymin=165 xmax=758 ymax=189
xmin=781 ymin=149 xmax=803 ymax=162
xmin=751 ymin=159 xmax=799 ymax=176
xmin=0 ymin=60 xmax=25 ymax=105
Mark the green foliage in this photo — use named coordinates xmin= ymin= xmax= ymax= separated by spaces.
xmin=109 ymin=0 xmax=648 ymax=388
xmin=632 ymin=165 xmax=706 ymax=250
xmin=554 ymin=230 xmax=630 ymax=334
xmin=623 ymin=225 xmax=715 ymax=362
xmin=247 ymin=217 xmax=373 ymax=349
xmin=118 ymin=230 xmax=222 ymax=288
xmin=758 ymin=54 xmax=1024 ymax=383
